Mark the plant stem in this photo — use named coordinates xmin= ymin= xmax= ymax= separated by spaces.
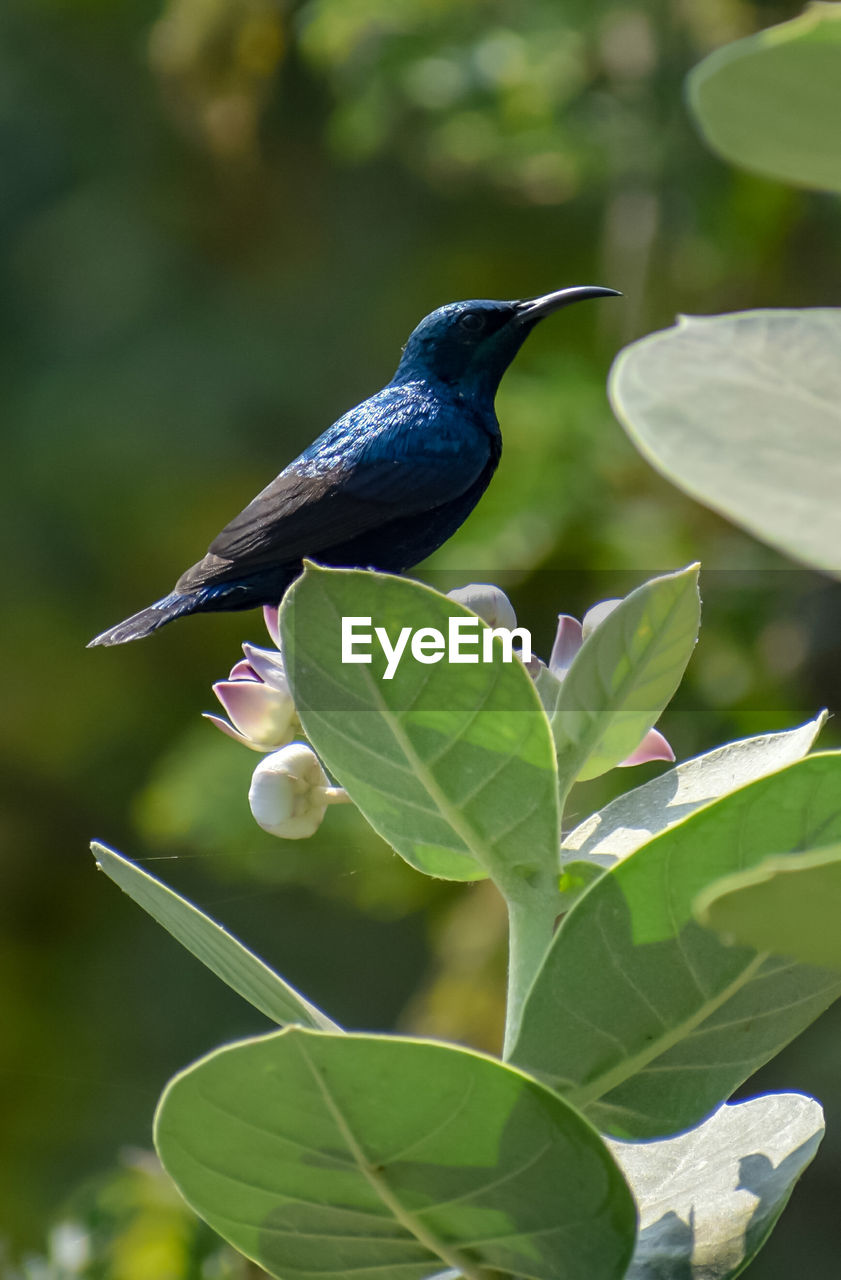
xmin=501 ymin=873 xmax=562 ymax=1059
xmin=324 ymin=786 xmax=351 ymax=804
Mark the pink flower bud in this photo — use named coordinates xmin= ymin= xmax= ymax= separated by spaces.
xmin=262 ymin=604 xmax=282 ymax=649
xmin=206 ymin=677 xmax=297 ymax=752
xmin=617 ymin=728 xmax=676 ymax=768
xmin=241 ymin=643 xmax=289 ymax=693
xmin=548 ymin=615 xmax=583 ymax=678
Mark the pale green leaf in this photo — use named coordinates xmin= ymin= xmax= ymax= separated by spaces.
xmin=609 ymin=310 xmax=841 ymax=576
xmin=563 ymin=714 xmax=826 ymax=868
xmin=281 ymin=565 xmax=560 ymax=886
xmin=696 ymin=844 xmax=841 ymax=969
xmin=552 ymin=565 xmax=700 ymax=783
xmin=511 ymin=754 xmax=841 ymax=1138
xmin=92 ymin=842 xmax=338 ymax=1031
xmin=611 ymin=1093 xmax=824 ymax=1279
xmin=688 ymin=3 xmax=841 ymax=193
xmin=155 ymin=1028 xmax=636 ymax=1280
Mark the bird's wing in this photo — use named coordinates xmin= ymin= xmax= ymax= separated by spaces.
xmin=182 ymin=390 xmax=493 ymax=586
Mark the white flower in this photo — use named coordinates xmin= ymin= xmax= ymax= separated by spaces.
xmin=249 ymin=743 xmax=346 ymax=839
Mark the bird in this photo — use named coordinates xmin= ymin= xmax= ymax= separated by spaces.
xmin=89 ymin=285 xmax=619 ymax=646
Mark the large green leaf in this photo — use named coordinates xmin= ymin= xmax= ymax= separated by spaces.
xmin=281 ymin=565 xmax=560 ymax=886
xmin=688 ymin=3 xmax=841 ymax=193
xmin=155 ymin=1028 xmax=637 ymax=1280
xmin=551 ymin=565 xmax=700 ymax=783
xmin=611 ymin=1093 xmax=824 ymax=1280
xmin=563 ymin=714 xmax=826 ymax=869
xmin=609 ymin=310 xmax=841 ymax=576
xmin=92 ymin=842 xmax=338 ymax=1031
xmin=511 ymin=753 xmax=841 ymax=1138
xmin=696 ymin=845 xmax=841 ymax=970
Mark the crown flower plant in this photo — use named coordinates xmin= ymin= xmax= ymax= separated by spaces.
xmin=91 ymin=544 xmax=841 ymax=1280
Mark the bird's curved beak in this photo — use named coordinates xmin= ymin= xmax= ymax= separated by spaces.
xmin=515 ymin=285 xmax=621 ymax=323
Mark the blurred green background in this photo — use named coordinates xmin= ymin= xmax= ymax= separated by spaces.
xmin=4 ymin=0 xmax=841 ymax=1274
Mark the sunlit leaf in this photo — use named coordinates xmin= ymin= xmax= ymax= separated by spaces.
xmin=92 ymin=842 xmax=338 ymax=1031
xmin=696 ymin=844 xmax=841 ymax=970
xmin=511 ymin=754 xmax=841 ymax=1138
xmin=609 ymin=310 xmax=841 ymax=576
xmin=688 ymin=4 xmax=841 ymax=193
xmin=155 ymin=1028 xmax=637 ymax=1280
xmin=551 ymin=565 xmax=700 ymax=784
xmin=563 ymin=714 xmax=826 ymax=868
xmin=611 ymin=1093 xmax=824 ymax=1279
xmin=281 ymin=565 xmax=560 ymax=886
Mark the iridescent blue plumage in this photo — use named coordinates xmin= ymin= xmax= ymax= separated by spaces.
xmin=89 ymin=286 xmax=618 ymax=646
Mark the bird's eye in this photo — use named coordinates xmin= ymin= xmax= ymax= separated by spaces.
xmin=458 ymin=311 xmax=485 ymax=333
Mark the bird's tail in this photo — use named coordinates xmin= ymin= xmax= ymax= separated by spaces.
xmin=87 ymin=591 xmax=197 ymax=647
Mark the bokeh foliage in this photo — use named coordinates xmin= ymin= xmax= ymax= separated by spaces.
xmin=3 ymin=0 xmax=841 ymax=1273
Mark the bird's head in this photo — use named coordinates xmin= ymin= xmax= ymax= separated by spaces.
xmin=392 ymin=286 xmax=620 ymax=399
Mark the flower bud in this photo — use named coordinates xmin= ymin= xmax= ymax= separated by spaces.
xmin=447 ymin=583 xmax=517 ymax=630
xmin=262 ymin=603 xmax=282 ymax=648
xmin=582 ymin=598 xmax=622 ymax=639
xmin=205 ymin=610 xmax=298 ymax=751
xmin=205 ymin=664 xmax=297 ymax=751
xmin=617 ymin=727 xmax=675 ymax=768
xmin=249 ymin=743 xmax=331 ymax=839
xmin=548 ymin=615 xmax=584 ymax=678
xmin=241 ymin=642 xmax=290 ymax=693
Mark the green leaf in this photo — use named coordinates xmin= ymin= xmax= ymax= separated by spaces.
xmin=92 ymin=842 xmax=338 ymax=1032
xmin=155 ymin=1028 xmax=636 ymax=1280
xmin=611 ymin=1093 xmax=824 ymax=1279
xmin=551 ymin=565 xmax=700 ymax=784
xmin=281 ymin=565 xmax=560 ymax=887
xmin=563 ymin=714 xmax=826 ymax=868
xmin=688 ymin=3 xmax=841 ymax=193
xmin=510 ymin=754 xmax=841 ymax=1138
xmin=608 ymin=310 xmax=841 ymax=576
xmin=557 ymin=860 xmax=605 ymax=912
xmin=696 ymin=845 xmax=841 ymax=970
